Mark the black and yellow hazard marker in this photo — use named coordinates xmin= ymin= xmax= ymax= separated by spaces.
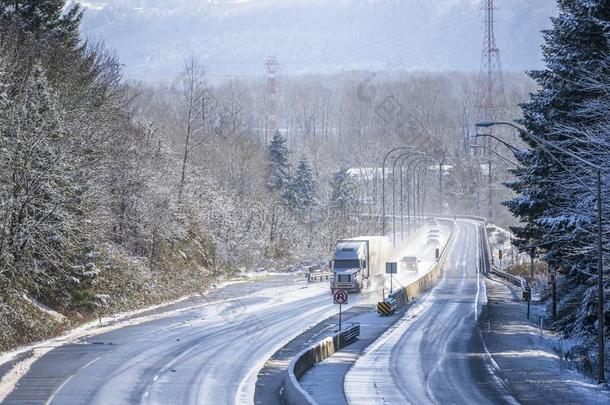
xmin=377 ymin=301 xmax=394 ymax=316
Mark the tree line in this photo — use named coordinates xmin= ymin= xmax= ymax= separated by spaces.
xmin=505 ymin=0 xmax=609 ymax=371
xmin=0 ymin=0 xmax=536 ymax=351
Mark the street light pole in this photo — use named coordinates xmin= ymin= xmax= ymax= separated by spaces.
xmin=391 ymin=151 xmax=419 ymax=246
xmin=414 ymin=160 xmax=432 ymax=225
xmin=470 ymin=144 xmax=518 ymax=166
xmin=488 ymin=159 xmax=493 ymax=220
xmin=382 ymin=147 xmax=412 ymax=236
xmin=405 ymin=157 xmax=433 ymax=230
xmin=399 ymin=153 xmax=424 ymax=241
xmin=476 ymin=120 xmax=605 ymax=383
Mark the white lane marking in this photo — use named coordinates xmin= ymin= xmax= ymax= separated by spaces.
xmin=45 ymin=373 xmax=75 ymax=405
xmin=478 ymin=329 xmax=520 ymax=405
xmin=345 ymin=224 xmax=461 ymax=405
xmin=45 ymin=353 xmax=103 ymax=405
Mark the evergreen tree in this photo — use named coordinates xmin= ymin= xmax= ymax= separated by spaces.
xmin=330 ymin=167 xmax=357 ymax=211
xmin=289 ymin=155 xmax=316 ymax=211
xmin=505 ymin=0 xmax=610 ymax=340
xmin=0 ymin=0 xmax=83 ymax=46
xmin=266 ymin=131 xmax=291 ymax=193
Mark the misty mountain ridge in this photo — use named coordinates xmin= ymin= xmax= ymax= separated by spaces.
xmin=72 ymin=0 xmax=558 ymax=82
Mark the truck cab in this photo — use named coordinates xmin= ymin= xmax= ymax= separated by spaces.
xmin=329 ymin=236 xmax=389 ymax=294
xmin=330 ymin=241 xmax=367 ymax=293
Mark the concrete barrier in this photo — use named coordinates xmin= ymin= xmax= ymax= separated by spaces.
xmin=283 ymin=324 xmax=360 ymax=405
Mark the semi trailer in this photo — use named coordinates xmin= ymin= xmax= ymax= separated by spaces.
xmin=329 ymin=236 xmax=390 ymax=293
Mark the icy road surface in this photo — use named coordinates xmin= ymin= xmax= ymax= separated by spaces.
xmin=0 ymin=224 xmax=435 ymax=405
xmin=345 ymin=220 xmax=517 ymax=405
xmin=2 ymin=276 xmax=347 ymax=405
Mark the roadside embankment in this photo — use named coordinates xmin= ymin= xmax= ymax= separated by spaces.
xmin=480 ymin=276 xmax=610 ymax=404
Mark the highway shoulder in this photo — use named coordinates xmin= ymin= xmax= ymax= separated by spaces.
xmin=481 ymin=276 xmax=610 ymax=404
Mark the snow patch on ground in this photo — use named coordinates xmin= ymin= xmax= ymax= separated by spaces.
xmin=18 ymin=293 xmax=66 ymax=322
xmin=484 ymin=276 xmax=610 ymax=403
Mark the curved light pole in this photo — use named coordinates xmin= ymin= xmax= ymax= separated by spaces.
xmin=476 ymin=120 xmax=605 ymax=384
xmin=435 ymin=147 xmax=447 ymax=214
xmin=410 ymin=157 xmax=436 ymax=228
xmin=399 ymin=152 xmax=426 ymax=240
xmin=405 ymin=156 xmax=435 ymax=233
xmin=391 ymin=151 xmax=421 ymax=246
xmin=404 ymin=156 xmax=430 ymax=233
xmin=382 ymin=147 xmax=413 ymax=235
xmin=416 ymin=162 xmax=431 ymax=223
xmin=470 ymin=144 xmax=518 ymax=166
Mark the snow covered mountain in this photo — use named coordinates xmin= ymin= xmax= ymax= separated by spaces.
xmin=72 ymin=0 xmax=558 ymax=82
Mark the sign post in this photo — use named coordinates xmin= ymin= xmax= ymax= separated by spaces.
xmin=385 ymin=262 xmax=397 ymax=295
xmin=333 ymin=289 xmax=348 ymax=331
xmin=523 ymin=288 xmax=531 ymax=319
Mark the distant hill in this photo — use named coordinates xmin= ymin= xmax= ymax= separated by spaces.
xmin=72 ymin=0 xmax=558 ymax=82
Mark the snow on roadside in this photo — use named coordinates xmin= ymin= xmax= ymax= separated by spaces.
xmin=484 ymin=276 xmax=610 ymax=403
xmin=18 ymin=293 xmax=66 ymax=322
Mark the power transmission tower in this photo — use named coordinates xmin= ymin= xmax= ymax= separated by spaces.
xmin=477 ymin=0 xmax=506 ymax=123
xmin=475 ymin=0 xmax=506 ymax=220
xmin=265 ymin=56 xmax=279 ymax=144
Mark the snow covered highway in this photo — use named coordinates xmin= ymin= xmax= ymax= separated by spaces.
xmin=346 ymin=219 xmax=516 ymax=405
xmin=1 ymin=277 xmax=344 ymax=405
xmin=2 ymin=219 xmax=606 ymax=405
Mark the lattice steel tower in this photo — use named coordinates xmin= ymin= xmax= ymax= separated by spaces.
xmin=476 ymin=0 xmax=506 ymax=220
xmin=265 ymin=56 xmax=279 ymax=143
xmin=477 ymin=0 xmax=506 ymax=124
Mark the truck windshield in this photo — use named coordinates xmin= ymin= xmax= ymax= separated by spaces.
xmin=334 ymin=259 xmax=360 ymax=268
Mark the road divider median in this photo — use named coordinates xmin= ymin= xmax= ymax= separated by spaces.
xmin=282 ymin=323 xmax=360 ymax=405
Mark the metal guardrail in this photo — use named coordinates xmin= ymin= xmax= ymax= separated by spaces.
xmin=479 ymin=224 xmax=492 ymax=276
xmin=340 ymin=323 xmax=360 ymax=345
xmin=306 ymin=271 xmax=333 ymax=283
xmin=490 ymin=266 xmax=529 ymax=293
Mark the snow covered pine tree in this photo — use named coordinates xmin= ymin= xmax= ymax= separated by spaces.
xmin=505 ymin=0 xmax=610 ymax=359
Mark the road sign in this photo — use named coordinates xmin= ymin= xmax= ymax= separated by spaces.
xmin=333 ymin=289 xmax=348 ymax=305
xmin=499 ymin=249 xmax=503 ymax=260
xmin=385 ymin=262 xmax=397 ymax=274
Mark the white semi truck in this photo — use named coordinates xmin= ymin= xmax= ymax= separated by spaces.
xmin=329 ymin=236 xmax=390 ymax=293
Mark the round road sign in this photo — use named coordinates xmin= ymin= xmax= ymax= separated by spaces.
xmin=333 ymin=289 xmax=348 ymax=305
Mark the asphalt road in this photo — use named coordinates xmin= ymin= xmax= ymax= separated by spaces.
xmin=2 ymin=222 xmax=457 ymax=405
xmin=346 ymin=220 xmax=517 ymax=405
xmin=3 ymin=276 xmax=339 ymax=405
